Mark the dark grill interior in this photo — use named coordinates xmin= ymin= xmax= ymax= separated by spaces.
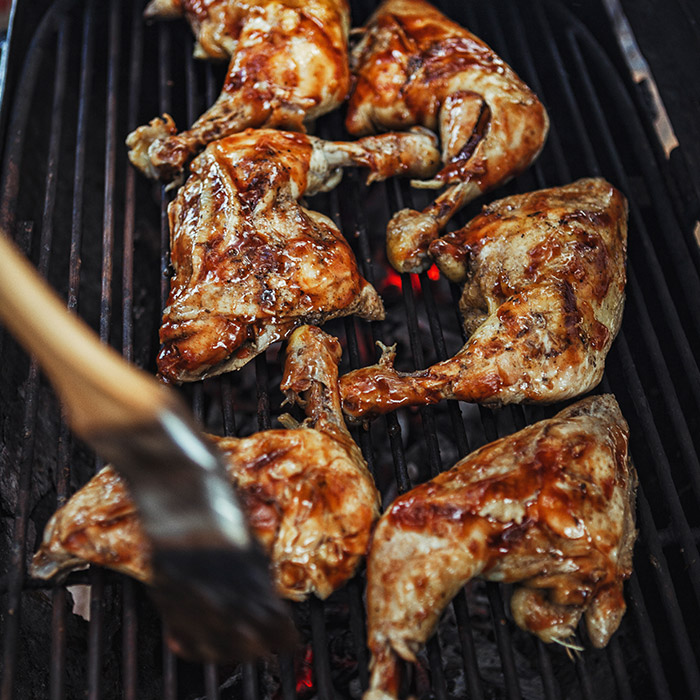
xmin=1 ymin=0 xmax=699 ymax=698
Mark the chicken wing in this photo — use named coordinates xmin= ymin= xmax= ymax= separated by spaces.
xmin=340 ymin=178 xmax=627 ymax=420
xmin=158 ymin=127 xmax=440 ymax=383
xmin=127 ymin=0 xmax=351 ymax=182
xmin=364 ymin=394 xmax=637 ymax=700
xmin=31 ymin=326 xmax=380 ymax=602
xmin=346 ymin=0 xmax=549 ymax=272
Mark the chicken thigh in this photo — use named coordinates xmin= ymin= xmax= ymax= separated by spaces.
xmin=158 ymin=127 xmax=440 ymax=383
xmin=31 ymin=326 xmax=380 ymax=602
xmin=364 ymin=394 xmax=637 ymax=700
xmin=346 ymin=0 xmax=549 ymax=272
xmin=340 ymin=178 xmax=627 ymax=420
xmin=127 ymin=0 xmax=351 ymax=182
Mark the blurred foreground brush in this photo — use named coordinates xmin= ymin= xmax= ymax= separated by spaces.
xmin=0 ymin=231 xmax=297 ymax=663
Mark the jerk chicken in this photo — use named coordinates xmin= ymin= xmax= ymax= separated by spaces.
xmin=31 ymin=326 xmax=380 ymax=603
xmin=340 ymin=178 xmax=627 ymax=420
xmin=364 ymin=394 xmax=637 ymax=700
xmin=127 ymin=0 xmax=351 ymax=182
xmin=346 ymin=0 xmax=550 ymax=272
xmin=158 ymin=127 xmax=440 ymax=383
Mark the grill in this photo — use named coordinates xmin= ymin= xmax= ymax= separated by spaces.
xmin=1 ymin=0 xmax=699 ymax=698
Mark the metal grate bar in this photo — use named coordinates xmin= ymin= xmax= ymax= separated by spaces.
xmin=535 ymin=640 xmax=562 ymax=700
xmin=278 ymin=653 xmax=297 ymax=700
xmin=204 ymin=663 xmax=220 ymax=699
xmin=158 ymin=23 xmax=173 ymax=311
xmin=120 ymin=3 xmax=146 ymax=697
xmin=156 ymin=18 xmax=181 ymax=698
xmin=347 ymin=578 xmax=371 ymax=692
xmin=309 ymin=597 xmax=335 ymax=699
xmin=88 ymin=0 xmax=121 ymax=692
xmin=100 ymin=0 xmax=120 ymax=343
xmin=451 ymin=592 xmax=486 ymax=700
xmin=633 ymin=483 xmax=700 ymax=694
xmin=485 ymin=583 xmax=523 ymax=700
xmin=607 ymin=637 xmax=635 ymax=700
xmin=625 ymin=575 xmax=673 ymax=700
xmin=615 ymin=331 xmax=700 ymax=602
xmin=162 ymin=641 xmax=177 ymax=700
xmin=625 ymin=267 xmax=700 ymax=499
xmin=43 ymin=17 xmax=72 ymax=700
xmin=572 ymin=652 xmax=595 ymax=700
xmin=87 ymin=567 xmax=105 ymax=700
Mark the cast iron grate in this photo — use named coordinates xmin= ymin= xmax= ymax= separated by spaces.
xmin=1 ymin=0 xmax=699 ymax=698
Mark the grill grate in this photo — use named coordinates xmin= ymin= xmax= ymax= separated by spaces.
xmin=1 ymin=0 xmax=699 ymax=698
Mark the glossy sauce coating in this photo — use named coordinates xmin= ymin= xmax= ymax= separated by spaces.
xmin=364 ymin=395 xmax=637 ymax=700
xmin=348 ymin=0 xmax=546 ymax=188
xmin=129 ymin=0 xmax=351 ymax=181
xmin=340 ymin=178 xmax=628 ymax=419
xmin=346 ymin=0 xmax=549 ymax=272
xmin=32 ymin=326 xmax=380 ymax=603
xmin=157 ymin=129 xmax=390 ymax=382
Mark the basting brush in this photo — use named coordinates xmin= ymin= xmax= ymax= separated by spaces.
xmin=0 ymin=231 xmax=296 ymax=663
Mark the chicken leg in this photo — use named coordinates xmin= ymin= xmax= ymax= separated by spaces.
xmin=31 ymin=326 xmax=380 ymax=602
xmin=340 ymin=178 xmax=627 ymax=420
xmin=127 ymin=0 xmax=351 ymax=182
xmin=158 ymin=127 xmax=440 ymax=383
xmin=346 ymin=0 xmax=550 ymax=272
xmin=364 ymin=394 xmax=637 ymax=700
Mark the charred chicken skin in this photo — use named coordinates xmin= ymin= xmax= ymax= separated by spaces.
xmin=31 ymin=326 xmax=380 ymax=602
xmin=127 ymin=0 xmax=351 ymax=182
xmin=158 ymin=127 xmax=440 ymax=383
xmin=346 ymin=0 xmax=549 ymax=272
xmin=340 ymin=178 xmax=627 ymax=420
xmin=364 ymin=395 xmax=637 ymax=700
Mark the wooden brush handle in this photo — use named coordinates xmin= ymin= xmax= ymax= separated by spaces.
xmin=0 ymin=232 xmax=174 ymax=438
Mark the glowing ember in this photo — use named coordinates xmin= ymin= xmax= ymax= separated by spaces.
xmin=380 ymin=264 xmax=440 ymax=293
xmin=295 ymin=646 xmax=314 ymax=695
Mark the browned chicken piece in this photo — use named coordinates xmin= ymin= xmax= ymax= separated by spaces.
xmin=31 ymin=326 xmax=380 ymax=603
xmin=364 ymin=395 xmax=637 ymax=700
xmin=340 ymin=178 xmax=627 ymax=420
xmin=127 ymin=0 xmax=351 ymax=182
xmin=143 ymin=0 xmax=241 ymax=61
xmin=346 ymin=0 xmax=550 ymax=272
xmin=158 ymin=127 xmax=440 ymax=383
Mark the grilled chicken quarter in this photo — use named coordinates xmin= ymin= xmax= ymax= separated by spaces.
xmin=364 ymin=394 xmax=637 ymax=700
xmin=340 ymin=178 xmax=628 ymax=420
xmin=346 ymin=0 xmax=550 ymax=273
xmin=127 ymin=0 xmax=352 ymax=182
xmin=31 ymin=326 xmax=380 ymax=603
xmin=157 ymin=127 xmax=440 ymax=383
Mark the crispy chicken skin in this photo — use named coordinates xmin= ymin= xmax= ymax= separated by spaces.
xmin=31 ymin=326 xmax=380 ymax=602
xmin=127 ymin=0 xmax=351 ymax=182
xmin=364 ymin=395 xmax=637 ymax=700
xmin=346 ymin=0 xmax=549 ymax=272
xmin=158 ymin=127 xmax=440 ymax=383
xmin=340 ymin=178 xmax=627 ymax=420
